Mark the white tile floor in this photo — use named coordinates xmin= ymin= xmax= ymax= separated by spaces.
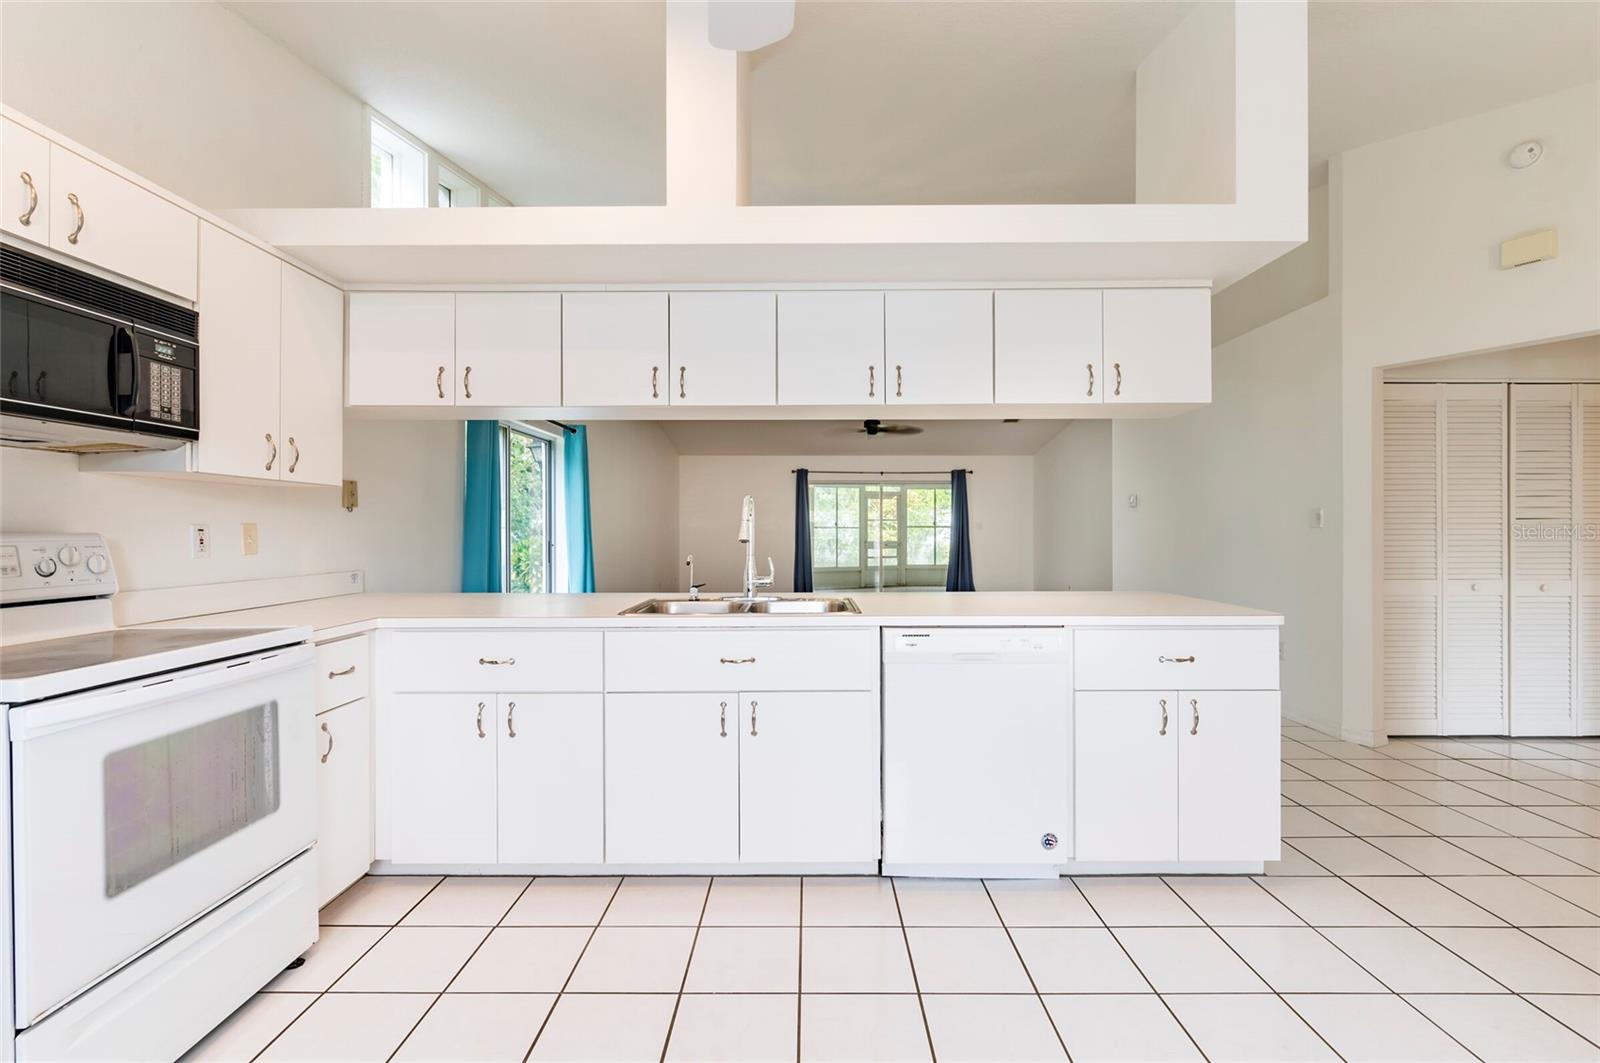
xmin=188 ymin=722 xmax=1600 ymax=1062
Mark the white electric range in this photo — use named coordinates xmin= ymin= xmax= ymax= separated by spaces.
xmin=0 ymin=533 xmax=318 ymax=1062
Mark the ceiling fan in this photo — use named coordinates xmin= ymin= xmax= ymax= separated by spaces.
xmin=856 ymin=418 xmax=923 ymax=437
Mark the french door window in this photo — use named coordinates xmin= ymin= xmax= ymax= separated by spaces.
xmin=502 ymin=425 xmax=555 ymax=593
xmin=812 ymin=481 xmax=953 ymax=590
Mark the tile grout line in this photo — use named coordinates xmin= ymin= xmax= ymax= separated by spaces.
xmin=795 ymin=878 xmax=803 ymax=1063
xmin=888 ymin=878 xmax=939 ymax=1063
xmin=521 ymin=876 xmax=624 ymax=1063
xmin=657 ymin=877 xmax=714 ymax=1063
xmin=977 ymin=878 xmax=1073 ymax=1061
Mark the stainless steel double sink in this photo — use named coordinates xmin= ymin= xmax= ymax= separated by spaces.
xmin=619 ymin=597 xmax=861 ymax=616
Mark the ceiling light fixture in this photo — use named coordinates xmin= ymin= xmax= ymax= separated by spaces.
xmin=708 ymin=0 xmax=794 ymax=51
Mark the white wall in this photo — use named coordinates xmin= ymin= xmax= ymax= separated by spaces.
xmin=1113 ymin=297 xmax=1343 ymax=732
xmin=1032 ymin=422 xmax=1112 ymax=592
xmin=0 ymin=1 xmax=366 ymax=209
xmin=586 ymin=421 xmax=680 ymax=593
xmin=678 ymin=455 xmax=1037 ymax=595
xmin=1214 ymin=182 xmax=1329 ymax=345
xmin=1383 ymin=334 xmax=1600 ymax=382
xmin=1135 ymin=0 xmax=1235 ymax=204
xmin=0 ymin=420 xmax=463 ymax=592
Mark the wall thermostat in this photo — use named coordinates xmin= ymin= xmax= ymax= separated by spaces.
xmin=1508 ymin=140 xmax=1543 ymax=169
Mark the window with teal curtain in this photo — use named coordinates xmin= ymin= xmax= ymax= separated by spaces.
xmin=461 ymin=421 xmax=503 ymax=592
xmin=563 ymin=424 xmax=596 ymax=592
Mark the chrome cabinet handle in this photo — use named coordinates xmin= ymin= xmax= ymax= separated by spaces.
xmin=1190 ymin=698 xmax=1200 ymax=736
xmin=436 ymin=365 xmax=445 ymax=399
xmin=264 ymin=433 xmax=277 ymax=471
xmin=868 ymin=365 xmax=876 ymax=398
xmin=327 ymin=665 xmax=356 ymax=679
xmin=479 ymin=657 xmax=516 ymax=666
xmin=1158 ymin=655 xmax=1196 ymax=664
xmin=1113 ymin=362 xmax=1122 ymax=396
xmin=288 ymin=436 xmax=300 ymax=474
xmin=719 ymin=700 xmax=727 ymax=738
xmin=66 ymin=192 xmax=83 ymax=243
xmin=17 ymin=171 xmax=36 ymax=226
xmin=1086 ymin=363 xmax=1095 ymax=397
xmin=679 ymin=365 xmax=686 ymax=399
xmin=895 ymin=364 xmax=903 ymax=398
xmin=1159 ymin=697 xmax=1168 ymax=736
xmin=320 ymin=721 xmax=334 ymax=764
xmin=750 ymin=699 xmax=759 ymax=737
xmin=652 ymin=365 xmax=659 ymax=399
xmin=506 ymin=700 xmax=517 ymax=739
xmin=462 ymin=365 xmax=472 ymax=399
xmin=720 ymin=656 xmax=756 ymax=665
xmin=476 ymin=701 xmax=486 ymax=739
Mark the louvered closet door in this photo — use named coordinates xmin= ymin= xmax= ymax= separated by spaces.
xmin=1580 ymin=385 xmax=1599 ymax=734
xmin=1441 ymin=385 xmax=1509 ymax=733
xmin=1511 ymin=384 xmax=1579 ymax=736
xmin=1383 ymin=384 xmax=1443 ymax=735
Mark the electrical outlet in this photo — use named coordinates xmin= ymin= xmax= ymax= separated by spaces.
xmin=190 ymin=524 xmax=210 ymax=558
xmin=242 ymin=522 xmax=259 ymax=556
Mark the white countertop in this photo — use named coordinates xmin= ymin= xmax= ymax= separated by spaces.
xmin=141 ymin=591 xmax=1283 ymax=641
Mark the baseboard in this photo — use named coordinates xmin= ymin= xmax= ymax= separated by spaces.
xmin=114 ymin=570 xmax=364 ymax=626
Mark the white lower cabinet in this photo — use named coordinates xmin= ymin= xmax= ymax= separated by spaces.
xmin=497 ymin=694 xmax=605 ymax=864
xmin=605 ymin=693 xmax=740 ymax=864
xmin=315 ymin=698 xmax=373 ymax=905
xmin=387 ymin=694 xmax=499 ymax=864
xmin=1076 ymin=689 xmax=1279 ymax=862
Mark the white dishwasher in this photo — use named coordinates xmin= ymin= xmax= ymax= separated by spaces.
xmin=882 ymin=628 xmax=1071 ymax=877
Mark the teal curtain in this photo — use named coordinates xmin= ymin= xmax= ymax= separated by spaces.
xmin=564 ymin=424 xmax=596 ymax=592
xmin=461 ymin=421 xmax=503 ymax=592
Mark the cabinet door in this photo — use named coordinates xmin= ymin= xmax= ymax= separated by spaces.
xmin=279 ymin=265 xmax=344 ymax=486
xmin=562 ymin=292 xmax=668 ymax=406
xmin=885 ymin=290 xmax=993 ymax=405
xmin=195 ymin=223 xmax=281 ymax=480
xmin=605 ymin=693 xmax=738 ymax=863
xmin=777 ymin=291 xmax=884 ymax=406
xmin=1101 ymin=288 xmax=1211 ymax=404
xmin=48 ymin=145 xmax=197 ymax=300
xmin=347 ymin=292 xmax=455 ymax=406
xmin=994 ymin=289 xmax=1102 ymax=405
xmin=386 ymin=694 xmax=497 ymax=864
xmin=456 ymin=292 xmax=561 ymax=407
xmin=739 ymin=693 xmax=879 ymax=864
xmin=2 ymin=119 xmax=50 ymax=245
xmin=1177 ymin=691 xmax=1280 ymax=861
xmin=316 ymin=699 xmax=373 ymax=905
xmin=497 ymin=694 xmax=604 ymax=864
xmin=1074 ymin=692 xmax=1178 ymax=861
xmin=668 ymin=292 xmax=775 ymax=406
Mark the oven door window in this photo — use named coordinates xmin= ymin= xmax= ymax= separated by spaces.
xmin=8 ymin=294 xmax=121 ymax=417
xmin=102 ymin=700 xmax=281 ymax=897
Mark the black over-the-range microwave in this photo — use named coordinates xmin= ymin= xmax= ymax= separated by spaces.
xmin=0 ymin=244 xmax=199 ymax=452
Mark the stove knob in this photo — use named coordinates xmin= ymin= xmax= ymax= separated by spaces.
xmin=58 ymin=545 xmax=82 ymax=566
xmin=34 ymin=557 xmax=57 ymax=577
xmin=86 ymin=553 xmax=110 ymax=575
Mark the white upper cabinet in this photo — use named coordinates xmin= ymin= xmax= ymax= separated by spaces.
xmin=347 ymin=292 xmax=456 ymax=406
xmin=884 ymin=290 xmax=993 ymax=404
xmin=994 ymin=289 xmax=1103 ymax=404
xmin=2 ymin=119 xmax=50 ymax=246
xmin=194 ymin=223 xmax=281 ymax=480
xmin=455 ymin=292 xmax=561 ymax=407
xmin=279 ymin=265 xmax=345 ymax=486
xmin=1101 ymin=288 xmax=1211 ymax=404
xmin=668 ymin=292 xmax=776 ymax=406
xmin=776 ymin=291 xmax=884 ymax=406
xmin=562 ymin=291 xmax=668 ymax=407
xmin=47 ymin=145 xmax=197 ymax=301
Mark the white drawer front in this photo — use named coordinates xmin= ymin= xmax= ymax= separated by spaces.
xmin=605 ymin=629 xmax=877 ymax=692
xmin=1074 ymin=628 xmax=1279 ymax=691
xmin=385 ymin=631 xmax=603 ymax=692
xmin=315 ymin=635 xmax=370 ymax=711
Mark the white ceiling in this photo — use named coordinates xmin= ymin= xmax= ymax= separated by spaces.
xmin=658 ymin=419 xmax=1070 ymax=456
xmin=224 ymin=0 xmax=1598 ymax=206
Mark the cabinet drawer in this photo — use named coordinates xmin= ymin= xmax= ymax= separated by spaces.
xmin=385 ymin=630 xmax=603 ymax=692
xmin=605 ymin=629 xmax=877 ymax=692
xmin=1074 ymin=628 xmax=1278 ymax=690
xmin=315 ymin=635 xmax=370 ymax=712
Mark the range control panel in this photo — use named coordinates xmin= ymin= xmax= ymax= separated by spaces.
xmin=0 ymin=533 xmax=117 ymax=604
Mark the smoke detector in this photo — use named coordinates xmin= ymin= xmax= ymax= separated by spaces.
xmin=1508 ymin=141 xmax=1543 ymax=170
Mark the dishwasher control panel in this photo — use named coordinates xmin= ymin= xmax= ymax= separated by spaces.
xmin=884 ymin=628 xmax=1068 ymax=657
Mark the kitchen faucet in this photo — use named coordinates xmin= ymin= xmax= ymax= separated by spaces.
xmin=735 ymin=494 xmax=775 ymax=602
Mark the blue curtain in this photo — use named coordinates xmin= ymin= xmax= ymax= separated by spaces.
xmin=793 ymin=468 xmax=813 ymax=592
xmin=945 ymin=469 xmax=976 ymax=592
xmin=564 ymin=424 xmax=596 ymax=592
xmin=461 ymin=421 xmax=503 ymax=593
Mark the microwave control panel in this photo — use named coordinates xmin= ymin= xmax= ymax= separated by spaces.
xmin=0 ymin=533 xmax=117 ymax=604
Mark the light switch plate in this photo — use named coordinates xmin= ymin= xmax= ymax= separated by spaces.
xmin=242 ymin=523 xmax=259 ymax=556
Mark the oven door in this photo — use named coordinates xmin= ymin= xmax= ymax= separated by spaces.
xmin=9 ymin=644 xmax=314 ymax=1026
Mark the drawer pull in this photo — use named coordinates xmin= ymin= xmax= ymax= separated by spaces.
xmin=1190 ymin=698 xmax=1200 ymax=736
xmin=319 ymin=721 xmax=334 ymax=764
xmin=720 ymin=656 xmax=756 ymax=665
xmin=1158 ymin=655 xmax=1196 ymax=664
xmin=476 ymin=701 xmax=487 ymax=739
xmin=479 ymin=657 xmax=516 ymax=666
xmin=327 ymin=664 xmax=356 ymax=679
xmin=750 ymin=699 xmax=759 ymax=737
xmin=1158 ymin=698 xmax=1168 ymax=736
xmin=719 ymin=700 xmax=728 ymax=738
xmin=506 ymin=700 xmax=517 ymax=739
